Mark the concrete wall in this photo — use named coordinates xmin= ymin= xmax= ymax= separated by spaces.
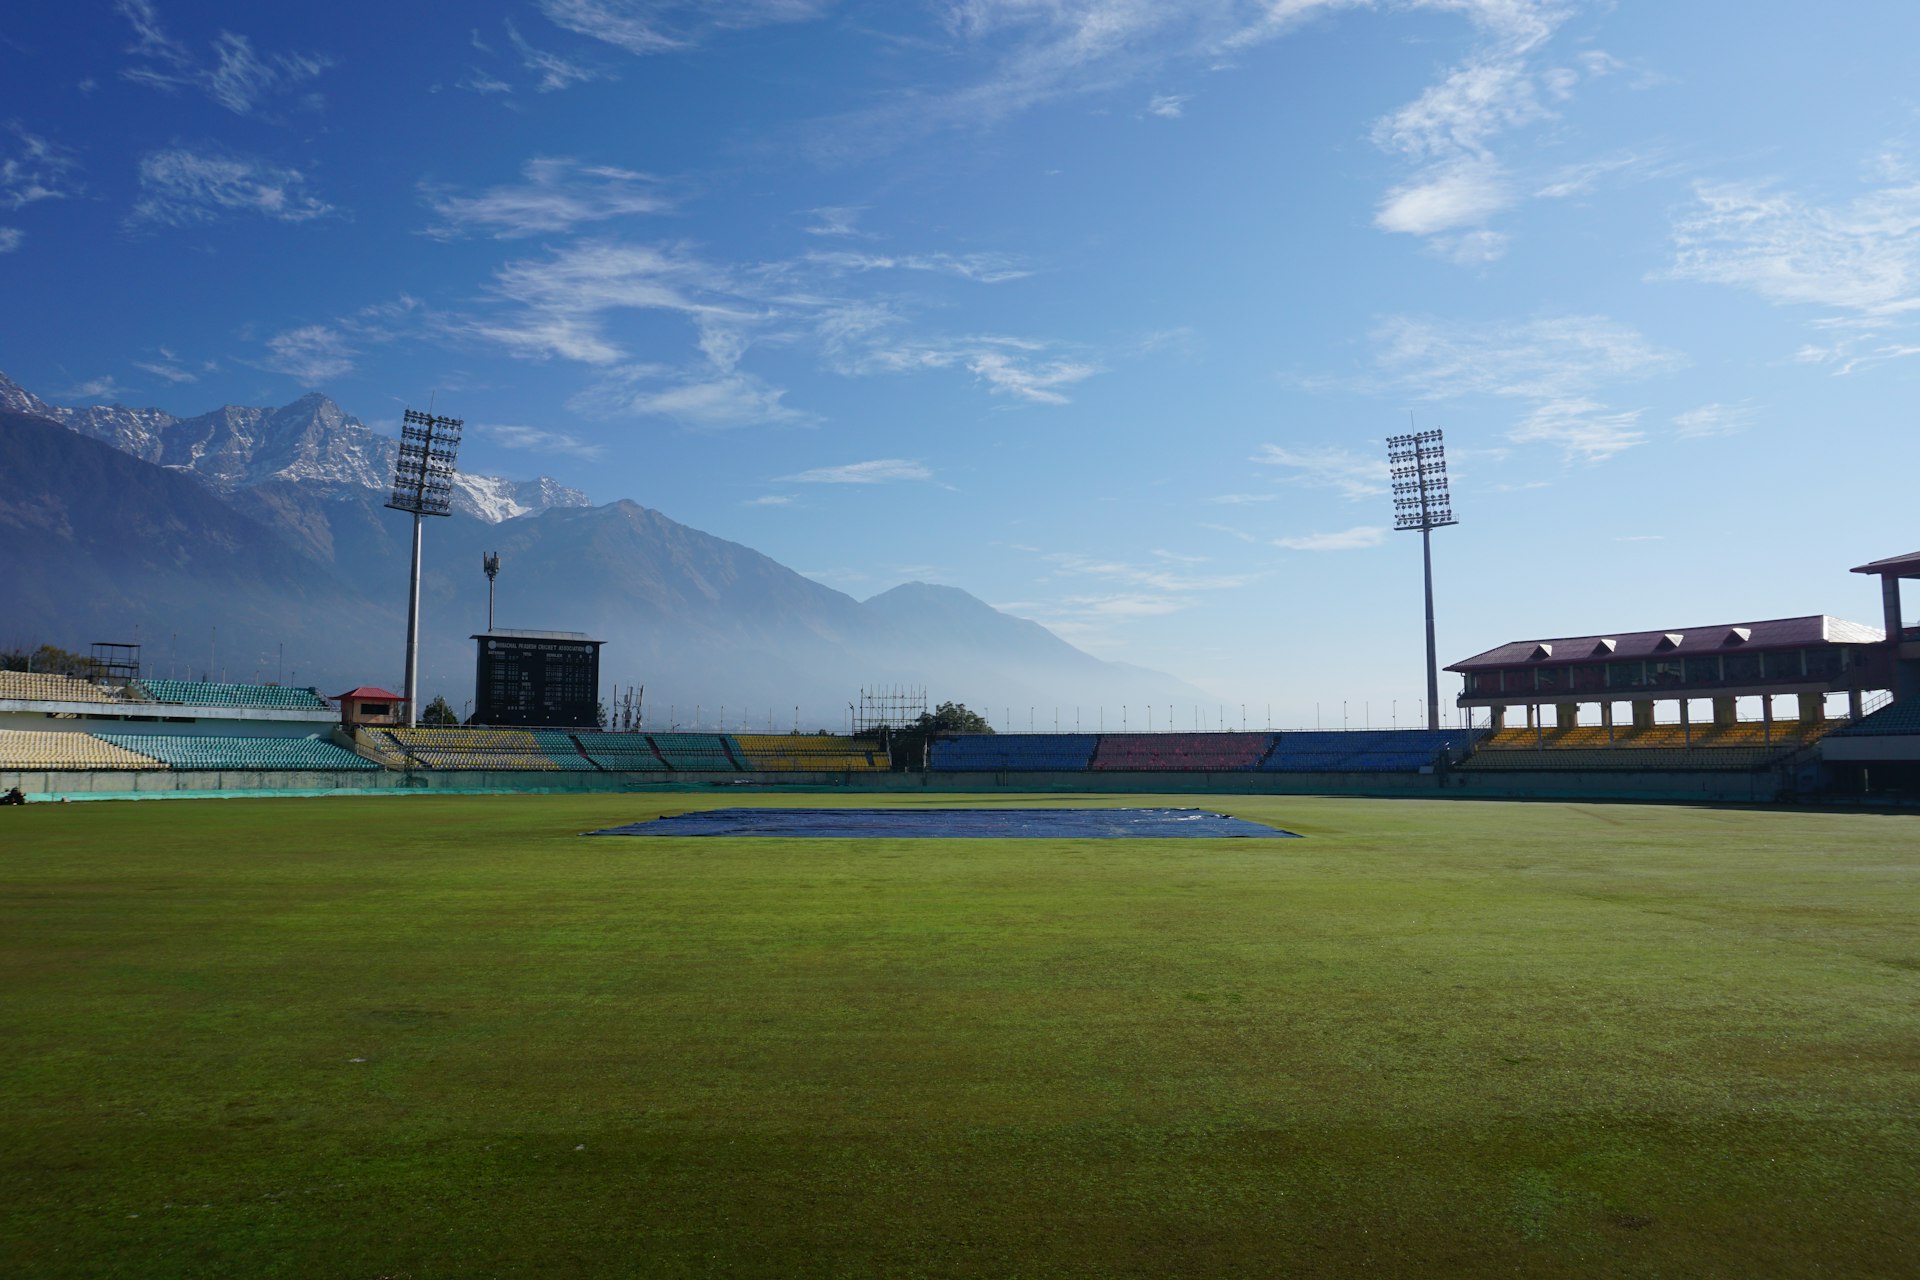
xmin=2 ymin=764 xmax=1782 ymax=804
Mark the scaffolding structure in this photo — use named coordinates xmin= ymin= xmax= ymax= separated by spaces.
xmin=853 ymin=685 xmax=928 ymax=736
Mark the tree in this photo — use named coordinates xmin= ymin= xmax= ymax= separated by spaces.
xmin=421 ymin=695 xmax=458 ymax=726
xmin=0 ymin=644 xmax=101 ymax=678
xmin=921 ymin=701 xmax=992 ymax=734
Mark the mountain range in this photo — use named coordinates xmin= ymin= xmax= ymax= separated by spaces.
xmin=0 ymin=373 xmax=1206 ymax=726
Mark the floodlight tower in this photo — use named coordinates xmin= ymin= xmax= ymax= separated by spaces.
xmin=1386 ymin=428 xmax=1458 ymax=731
xmin=483 ymin=552 xmax=501 ymax=631
xmin=385 ymin=408 xmax=464 ymax=728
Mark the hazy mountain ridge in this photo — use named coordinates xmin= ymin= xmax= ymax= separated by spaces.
xmin=0 ymin=372 xmax=589 ymax=524
xmin=1 ymin=373 xmax=1209 ymax=722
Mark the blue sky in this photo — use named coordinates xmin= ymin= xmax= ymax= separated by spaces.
xmin=5 ymin=1 xmax=1919 ymax=725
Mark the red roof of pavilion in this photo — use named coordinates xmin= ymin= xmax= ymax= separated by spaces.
xmin=334 ymin=686 xmax=406 ymax=702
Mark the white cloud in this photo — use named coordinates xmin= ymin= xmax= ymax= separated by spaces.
xmin=1272 ymin=525 xmax=1387 ymax=551
xmin=116 ymin=0 xmax=329 ymax=116
xmin=849 ymin=335 xmax=1099 ymax=404
xmin=506 ymin=19 xmax=605 ymax=91
xmin=573 ymin=366 xmax=807 ymax=429
xmin=1508 ymin=399 xmax=1645 ymax=461
xmin=1373 ymin=313 xmax=1685 ymax=402
xmin=479 ymin=423 xmax=605 ymax=459
xmin=803 ymin=205 xmax=870 ymax=237
xmin=61 ymin=377 xmax=128 ymax=401
xmin=805 ymin=249 xmax=1032 ymax=283
xmin=423 ymin=157 xmax=670 ymax=239
xmin=131 ymin=147 xmax=333 ymax=225
xmin=0 ymin=227 xmax=20 ymax=253
xmin=264 ymin=325 xmax=355 ymax=382
xmin=1208 ymin=492 xmax=1277 ymax=505
xmin=538 ymin=0 xmax=834 ymax=54
xmin=1251 ymin=444 xmax=1390 ymax=500
xmin=1 ymin=125 xmax=81 ymax=210
xmin=1147 ymin=92 xmax=1188 ymax=118
xmin=781 ymin=459 xmax=932 ymax=484
xmin=1375 ymin=156 xmax=1513 ymax=236
xmin=133 ymin=358 xmax=197 ymax=384
xmin=746 ymin=494 xmax=796 ymax=505
xmin=1044 ymin=550 xmax=1257 ymax=593
xmin=1666 ymin=176 xmax=1920 ymax=318
xmin=1671 ymin=401 xmax=1754 ymax=439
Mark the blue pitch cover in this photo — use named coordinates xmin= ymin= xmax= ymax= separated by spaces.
xmin=589 ymin=807 xmax=1299 ymax=839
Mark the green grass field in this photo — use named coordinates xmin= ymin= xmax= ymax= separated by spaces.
xmin=2 ymin=792 xmax=1916 ymax=1278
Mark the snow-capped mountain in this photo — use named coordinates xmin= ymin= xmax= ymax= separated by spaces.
xmin=0 ymin=372 xmax=589 ymax=523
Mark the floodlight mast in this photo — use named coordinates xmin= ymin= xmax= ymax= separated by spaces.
xmin=385 ymin=408 xmax=464 ymax=728
xmin=1386 ymin=428 xmax=1458 ymax=731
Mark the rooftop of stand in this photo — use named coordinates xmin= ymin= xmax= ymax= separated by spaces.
xmin=1447 ymin=615 xmax=1884 ymax=671
xmin=1850 ymin=550 xmax=1920 ymax=578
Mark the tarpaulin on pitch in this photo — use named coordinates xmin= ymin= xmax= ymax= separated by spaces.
xmin=587 ymin=807 xmax=1299 ymax=839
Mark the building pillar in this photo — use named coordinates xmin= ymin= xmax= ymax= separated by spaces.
xmin=1555 ymin=702 xmax=1578 ymax=730
xmin=1849 ymin=687 xmax=1863 ymax=720
xmin=1797 ymin=692 xmax=1825 ymax=727
xmin=1762 ymin=694 xmax=1773 ymax=744
xmin=1884 ymin=575 xmax=1904 ymax=645
xmin=1712 ymin=696 xmax=1736 ymax=728
xmin=1533 ymin=705 xmax=1544 ymax=746
xmin=1632 ymin=699 xmax=1654 ymax=732
xmin=1601 ymin=701 xmax=1615 ymax=745
xmin=1680 ymin=697 xmax=1692 ymax=747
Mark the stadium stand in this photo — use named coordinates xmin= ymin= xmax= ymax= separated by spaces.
xmin=1826 ymin=700 xmax=1920 ymax=737
xmin=134 ymin=680 xmax=331 ymax=711
xmin=0 ymin=671 xmax=127 ymax=705
xmin=1459 ymin=746 xmax=1785 ymax=772
xmin=648 ymin=733 xmax=741 ymax=772
xmin=572 ymin=732 xmax=668 ymax=771
xmin=369 ymin=727 xmax=567 ymax=771
xmin=928 ymin=735 xmax=1100 ymax=772
xmin=1258 ymin=729 xmax=1476 ymax=773
xmin=526 ymin=729 xmax=601 ymax=771
xmin=0 ymin=730 xmax=162 ymax=770
xmin=1091 ymin=732 xmax=1271 ymax=771
xmin=731 ymin=734 xmax=889 ymax=771
xmin=1475 ymin=720 xmax=1839 ymax=752
xmin=92 ymin=733 xmax=378 ymax=771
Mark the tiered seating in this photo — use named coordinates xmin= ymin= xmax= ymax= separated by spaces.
xmin=92 ymin=734 xmax=377 ymax=771
xmin=0 ymin=730 xmax=161 ymax=770
xmin=1480 ymin=720 xmax=1837 ymax=751
xmin=648 ymin=733 xmax=739 ymax=772
xmin=135 ymin=680 xmax=330 ymax=711
xmin=1090 ymin=733 xmax=1271 ymax=771
xmin=1460 ymin=747 xmax=1784 ymax=773
xmin=929 ymin=734 xmax=1099 ymax=771
xmin=731 ymin=734 xmax=889 ymax=771
xmin=1259 ymin=730 xmax=1474 ymax=773
xmin=1831 ymin=700 xmax=1920 ymax=737
xmin=370 ymin=727 xmax=564 ymax=771
xmin=0 ymin=671 xmax=126 ymax=705
xmin=526 ymin=729 xmax=600 ymax=771
xmin=571 ymin=732 xmax=667 ymax=771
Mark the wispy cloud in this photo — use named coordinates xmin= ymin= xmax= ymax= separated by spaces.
xmin=1507 ymin=399 xmax=1645 ymax=461
xmin=1273 ymin=525 xmax=1387 ymax=551
xmin=61 ymin=376 xmax=129 ymax=401
xmin=1147 ymin=92 xmax=1188 ymax=118
xmin=746 ymin=494 xmax=796 ymax=506
xmin=422 ymin=157 xmax=671 ymax=239
xmin=0 ymin=228 xmax=20 ymax=253
xmin=506 ymin=19 xmax=605 ymax=91
xmin=538 ymin=0 xmax=835 ymax=54
xmin=115 ymin=0 xmax=329 ymax=116
xmin=479 ymin=423 xmax=605 ymax=459
xmin=1208 ymin=492 xmax=1277 ymax=505
xmin=1371 ymin=313 xmax=1682 ymax=462
xmin=802 ymin=205 xmax=870 ymax=237
xmin=1667 ymin=175 xmax=1920 ymax=316
xmin=805 ymin=249 xmax=1032 ymax=283
xmin=1251 ymin=444 xmax=1390 ymax=499
xmin=572 ymin=365 xmax=809 ymax=429
xmin=131 ymin=147 xmax=334 ymax=226
xmin=1671 ymin=400 xmax=1755 ymax=439
xmin=133 ymin=352 xmax=198 ymax=383
xmin=1374 ymin=313 xmax=1684 ymax=402
xmin=1 ymin=125 xmax=82 ymax=210
xmin=781 ymin=458 xmax=931 ymax=484
xmin=264 ymin=325 xmax=355 ymax=383
xmin=1044 ymin=551 xmax=1257 ymax=594
xmin=843 ymin=334 xmax=1099 ymax=404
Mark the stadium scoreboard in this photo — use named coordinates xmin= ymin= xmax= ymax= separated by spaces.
xmin=472 ymin=629 xmax=604 ymax=727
